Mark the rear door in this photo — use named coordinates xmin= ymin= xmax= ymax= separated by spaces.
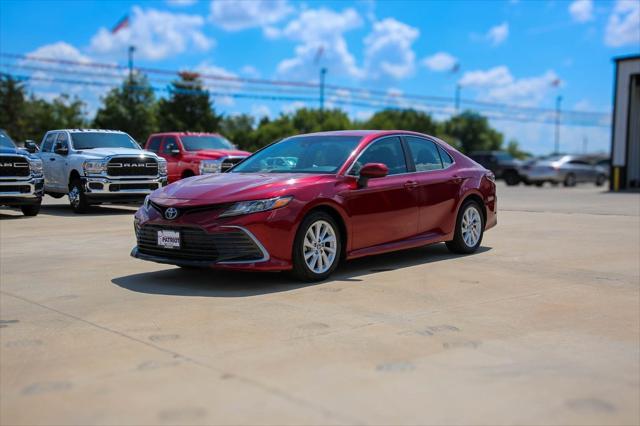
xmin=403 ymin=136 xmax=460 ymax=236
xmin=343 ymin=136 xmax=419 ymax=250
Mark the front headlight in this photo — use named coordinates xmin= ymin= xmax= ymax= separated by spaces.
xmin=219 ymin=196 xmax=293 ymax=218
xmin=83 ymin=160 xmax=107 ymax=175
xmin=143 ymin=195 xmax=151 ymax=210
xmin=157 ymin=158 xmax=167 ymax=175
xmin=28 ymin=158 xmax=43 ymax=176
xmin=199 ymin=159 xmax=223 ymax=174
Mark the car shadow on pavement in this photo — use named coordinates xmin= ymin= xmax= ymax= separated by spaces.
xmin=111 ymin=244 xmax=492 ymax=297
xmin=39 ymin=204 xmax=138 ymax=217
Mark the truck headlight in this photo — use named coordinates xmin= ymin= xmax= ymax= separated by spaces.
xmin=199 ymin=159 xmax=222 ymax=174
xmin=83 ymin=160 xmax=107 ymax=175
xmin=28 ymin=158 xmax=43 ymax=176
xmin=219 ymin=196 xmax=293 ymax=218
xmin=157 ymin=159 xmax=167 ymax=175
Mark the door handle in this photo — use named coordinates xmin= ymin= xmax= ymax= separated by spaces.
xmin=404 ymin=180 xmax=418 ymax=190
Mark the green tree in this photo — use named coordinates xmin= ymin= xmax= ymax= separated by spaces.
xmin=443 ymin=111 xmax=503 ymax=153
xmin=291 ymin=108 xmax=351 ymax=133
xmin=157 ymin=72 xmax=221 ymax=133
xmin=0 ymin=75 xmax=28 ymax=141
xmin=505 ymin=139 xmax=531 ymax=160
xmin=251 ymin=115 xmax=296 ymax=151
xmin=23 ymin=94 xmax=86 ymax=142
xmin=93 ymin=72 xmax=157 ymax=143
xmin=220 ymin=114 xmax=255 ymax=151
xmin=362 ymin=109 xmax=438 ymax=134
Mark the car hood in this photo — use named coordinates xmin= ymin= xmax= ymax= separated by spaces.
xmin=76 ymin=147 xmax=157 ymax=159
xmin=152 ymin=173 xmax=327 ymax=205
xmin=183 ymin=149 xmax=250 ymax=160
xmin=0 ymin=146 xmax=35 ymax=158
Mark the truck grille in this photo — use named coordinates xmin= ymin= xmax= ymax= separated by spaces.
xmin=107 ymin=157 xmax=158 ymax=177
xmin=136 ymin=225 xmax=264 ymax=262
xmin=221 ymin=157 xmax=245 ymax=172
xmin=0 ymin=156 xmax=30 ymax=177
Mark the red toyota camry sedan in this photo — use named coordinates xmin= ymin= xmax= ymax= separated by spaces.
xmin=132 ymin=130 xmax=497 ymax=281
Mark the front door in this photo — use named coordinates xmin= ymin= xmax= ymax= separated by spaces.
xmin=40 ymin=132 xmax=58 ymax=192
xmin=159 ymin=136 xmax=181 ymax=182
xmin=343 ymin=136 xmax=419 ymax=250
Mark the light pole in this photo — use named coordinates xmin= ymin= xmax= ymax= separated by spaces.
xmin=128 ymin=45 xmax=135 ymax=83
xmin=554 ymin=95 xmax=562 ymax=154
xmin=319 ymin=67 xmax=327 ymax=111
xmin=455 ymin=84 xmax=461 ymax=113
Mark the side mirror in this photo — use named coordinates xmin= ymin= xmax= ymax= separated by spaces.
xmin=24 ymin=140 xmax=39 ymax=153
xmin=54 ymin=144 xmax=68 ymax=156
xmin=358 ymin=162 xmax=389 ymax=188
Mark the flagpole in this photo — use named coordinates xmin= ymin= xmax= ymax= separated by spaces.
xmin=128 ymin=46 xmax=135 ymax=83
xmin=320 ymin=67 xmax=327 ymax=111
xmin=554 ymin=95 xmax=562 ymax=154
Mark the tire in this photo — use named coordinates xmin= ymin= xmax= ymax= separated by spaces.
xmin=47 ymin=192 xmax=65 ymax=199
xmin=535 ymin=182 xmax=544 ymax=187
xmin=564 ymin=173 xmax=577 ymax=187
xmin=68 ymin=178 xmax=91 ymax=213
xmin=503 ymin=170 xmax=520 ymax=186
xmin=446 ymin=200 xmax=485 ymax=254
xmin=595 ymin=174 xmax=606 ymax=186
xmin=21 ymin=202 xmax=41 ymax=216
xmin=291 ymin=211 xmax=341 ymax=282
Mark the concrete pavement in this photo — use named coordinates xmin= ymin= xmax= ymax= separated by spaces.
xmin=1 ymin=183 xmax=638 ymax=425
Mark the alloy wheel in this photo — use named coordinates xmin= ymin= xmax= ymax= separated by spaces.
xmin=303 ymin=220 xmax=337 ymax=274
xmin=68 ymin=185 xmax=80 ymax=208
xmin=461 ymin=206 xmax=482 ymax=248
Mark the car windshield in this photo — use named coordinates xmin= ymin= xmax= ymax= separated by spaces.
xmin=0 ymin=130 xmax=16 ymax=149
xmin=495 ymin=152 xmax=513 ymax=161
xmin=181 ymin=136 xmax=234 ymax=151
xmin=71 ymin=132 xmax=140 ymax=150
xmin=231 ymin=136 xmax=361 ymax=174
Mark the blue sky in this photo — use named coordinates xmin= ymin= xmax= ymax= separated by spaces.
xmin=1 ymin=0 xmax=638 ymax=154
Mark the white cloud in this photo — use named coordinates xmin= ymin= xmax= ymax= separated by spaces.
xmin=569 ymin=0 xmax=594 ymax=23
xmin=195 ymin=62 xmax=242 ymax=106
xmin=486 ymin=22 xmax=509 ymax=46
xmin=240 ymin=65 xmax=260 ymax=78
xmin=251 ymin=104 xmax=271 ymax=118
xmin=422 ymin=52 xmax=458 ymax=72
xmin=275 ymin=8 xmax=364 ymax=79
xmin=363 ymin=18 xmax=420 ymax=79
xmin=605 ymin=0 xmax=640 ymax=47
xmin=459 ymin=66 xmax=561 ymax=106
xmin=282 ymin=101 xmax=306 ymax=114
xmin=167 ymin=0 xmax=197 ymax=7
xmin=90 ymin=6 xmax=213 ymax=60
xmin=209 ymin=0 xmax=293 ymax=31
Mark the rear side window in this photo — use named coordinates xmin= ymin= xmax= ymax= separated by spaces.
xmin=350 ymin=137 xmax=408 ymax=176
xmin=438 ymin=145 xmax=454 ymax=168
xmin=405 ymin=136 xmax=443 ymax=171
xmin=147 ymin=136 xmax=162 ymax=152
xmin=41 ymin=133 xmax=56 ymax=152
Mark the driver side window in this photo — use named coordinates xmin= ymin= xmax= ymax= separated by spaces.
xmin=349 ymin=137 xmax=408 ymax=176
xmin=54 ymin=132 xmax=68 ymax=152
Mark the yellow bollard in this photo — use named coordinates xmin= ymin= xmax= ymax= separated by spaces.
xmin=613 ymin=167 xmax=620 ymax=191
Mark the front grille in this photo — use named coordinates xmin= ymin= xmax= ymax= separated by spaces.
xmin=107 ymin=157 xmax=158 ymax=177
xmin=221 ymin=157 xmax=245 ymax=172
xmin=136 ymin=225 xmax=264 ymax=262
xmin=0 ymin=156 xmax=30 ymax=177
xmin=110 ymin=183 xmax=158 ymax=192
xmin=0 ymin=185 xmax=31 ymax=193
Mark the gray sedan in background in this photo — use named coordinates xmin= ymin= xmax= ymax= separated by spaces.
xmin=520 ymin=154 xmax=608 ymax=187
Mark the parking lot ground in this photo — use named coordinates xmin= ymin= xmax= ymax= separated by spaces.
xmin=1 ymin=183 xmax=639 ymax=425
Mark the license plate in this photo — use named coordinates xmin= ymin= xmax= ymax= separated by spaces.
xmin=157 ymin=230 xmax=180 ymax=249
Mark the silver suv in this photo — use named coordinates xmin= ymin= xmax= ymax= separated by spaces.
xmin=37 ymin=129 xmax=167 ymax=213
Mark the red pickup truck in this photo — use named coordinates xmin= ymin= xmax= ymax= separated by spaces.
xmin=144 ymin=132 xmax=250 ymax=183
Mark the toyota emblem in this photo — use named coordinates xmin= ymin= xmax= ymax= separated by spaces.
xmin=164 ymin=207 xmax=178 ymax=220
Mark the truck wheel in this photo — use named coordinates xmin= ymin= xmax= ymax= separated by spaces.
xmin=503 ymin=170 xmax=520 ymax=186
xmin=68 ymin=179 xmax=91 ymax=213
xmin=21 ymin=203 xmax=41 ymax=216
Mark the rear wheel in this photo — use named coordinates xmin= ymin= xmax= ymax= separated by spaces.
xmin=564 ymin=173 xmax=577 ymax=187
xmin=21 ymin=202 xmax=41 ymax=216
xmin=446 ymin=200 xmax=485 ymax=254
xmin=291 ymin=212 xmax=341 ymax=282
xmin=68 ymin=178 xmax=91 ymax=213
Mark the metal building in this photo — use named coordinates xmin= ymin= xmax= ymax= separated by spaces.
xmin=611 ymin=55 xmax=640 ymax=191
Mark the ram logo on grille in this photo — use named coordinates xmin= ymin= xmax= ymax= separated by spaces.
xmin=107 ymin=157 xmax=158 ymax=176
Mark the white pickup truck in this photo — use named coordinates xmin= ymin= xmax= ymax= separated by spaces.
xmin=38 ymin=129 xmax=167 ymax=213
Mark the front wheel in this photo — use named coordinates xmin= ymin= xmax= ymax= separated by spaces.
xmin=446 ymin=200 xmax=485 ymax=254
xmin=21 ymin=202 xmax=41 ymax=216
xmin=503 ymin=170 xmax=520 ymax=186
xmin=595 ymin=174 xmax=606 ymax=186
xmin=564 ymin=173 xmax=577 ymax=187
xmin=291 ymin=212 xmax=341 ymax=282
xmin=68 ymin=179 xmax=91 ymax=213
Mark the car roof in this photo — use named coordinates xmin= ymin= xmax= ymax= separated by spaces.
xmin=149 ymin=132 xmax=223 ymax=137
xmin=295 ymin=130 xmax=436 ymax=138
xmin=48 ymin=129 xmax=127 ymax=134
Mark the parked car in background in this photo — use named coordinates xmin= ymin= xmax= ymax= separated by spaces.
xmin=468 ymin=151 xmax=523 ymax=186
xmin=144 ymin=132 xmax=250 ymax=183
xmin=132 ymin=130 xmax=497 ymax=281
xmin=0 ymin=129 xmax=44 ymax=216
xmin=37 ymin=129 xmax=167 ymax=213
xmin=520 ymin=154 xmax=607 ymax=187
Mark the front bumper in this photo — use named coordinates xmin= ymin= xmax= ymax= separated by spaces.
xmin=82 ymin=175 xmax=167 ymax=197
xmin=0 ymin=176 xmax=44 ymax=204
